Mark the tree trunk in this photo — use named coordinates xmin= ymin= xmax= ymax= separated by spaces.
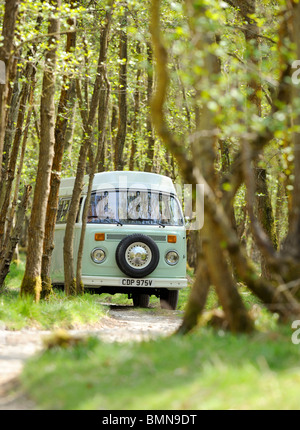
xmin=64 ymin=3 xmax=114 ymax=295
xmin=144 ymin=42 xmax=155 ymax=172
xmin=0 ymin=76 xmax=20 ymax=208
xmin=150 ymin=0 xmax=254 ymax=333
xmin=175 ymin=58 xmax=192 ymax=133
xmin=75 ymin=7 xmax=113 ymax=294
xmin=63 ymin=82 xmax=77 ymax=171
xmin=0 ymin=57 xmax=37 ymax=255
xmin=203 ymin=218 xmax=254 ymax=333
xmin=284 ymin=1 xmax=300 ymax=260
xmin=20 ymin=0 xmax=61 ymax=301
xmin=0 ymin=0 xmax=20 ymax=182
xmin=177 ymin=254 xmax=210 ymax=334
xmin=129 ymin=41 xmax=141 ymax=171
xmin=114 ymin=8 xmax=128 ymax=171
xmin=255 ymin=167 xmax=278 ymax=279
xmin=0 ymin=83 xmax=35 ymax=287
xmin=41 ymin=13 xmax=77 ymax=299
xmin=275 ymin=170 xmax=287 ymax=246
xmin=0 ymin=186 xmax=32 ymax=290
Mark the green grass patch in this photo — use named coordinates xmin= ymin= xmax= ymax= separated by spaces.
xmin=0 ymin=256 xmax=105 ymax=330
xmin=1 ymin=259 xmax=106 ymax=330
xmin=21 ymin=325 xmax=300 ymax=410
xmin=4 ymin=257 xmax=26 ymax=289
xmin=0 ymin=289 xmax=106 ymax=330
xmin=5 ymin=255 xmax=299 ymax=410
xmin=1 ymin=256 xmax=268 ymax=330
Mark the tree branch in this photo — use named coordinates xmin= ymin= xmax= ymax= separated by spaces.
xmin=150 ymin=0 xmax=194 ymax=184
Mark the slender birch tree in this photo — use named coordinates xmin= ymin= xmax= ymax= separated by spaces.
xmin=63 ymin=2 xmax=115 ymax=295
xmin=21 ymin=0 xmax=61 ymax=301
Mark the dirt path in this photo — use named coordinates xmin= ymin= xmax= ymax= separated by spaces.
xmin=0 ymin=305 xmax=183 ymax=410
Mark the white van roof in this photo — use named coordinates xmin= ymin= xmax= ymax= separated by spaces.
xmin=59 ymin=171 xmax=177 ymax=197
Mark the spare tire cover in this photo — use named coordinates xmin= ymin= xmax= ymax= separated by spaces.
xmin=116 ymin=234 xmax=160 ymax=278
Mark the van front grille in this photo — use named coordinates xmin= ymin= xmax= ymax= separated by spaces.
xmin=106 ymin=233 xmax=166 ymax=242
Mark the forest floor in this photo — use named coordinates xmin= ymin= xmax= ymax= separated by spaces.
xmin=0 ymin=304 xmax=183 ymax=410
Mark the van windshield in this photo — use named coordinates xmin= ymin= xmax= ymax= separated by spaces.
xmin=87 ymin=190 xmax=184 ymax=226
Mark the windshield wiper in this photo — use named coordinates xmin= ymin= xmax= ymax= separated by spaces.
xmin=101 ymin=217 xmax=123 ymax=226
xmin=134 ymin=218 xmax=165 ymax=227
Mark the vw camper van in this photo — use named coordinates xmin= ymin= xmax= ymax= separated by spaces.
xmin=50 ymin=171 xmax=187 ymax=309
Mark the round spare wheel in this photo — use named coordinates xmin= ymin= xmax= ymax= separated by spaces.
xmin=116 ymin=234 xmax=160 ymax=278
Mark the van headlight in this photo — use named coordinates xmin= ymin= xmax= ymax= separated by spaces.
xmin=91 ymin=248 xmax=106 ymax=264
xmin=165 ymin=250 xmax=179 ymax=266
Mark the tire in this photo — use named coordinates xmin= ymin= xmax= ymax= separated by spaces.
xmin=160 ymin=290 xmax=179 ymax=310
xmin=52 ymin=284 xmax=64 ymax=291
xmin=116 ymin=234 xmax=160 ymax=278
xmin=132 ymin=293 xmax=150 ymax=308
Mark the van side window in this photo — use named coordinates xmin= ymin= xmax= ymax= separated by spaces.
xmin=56 ymin=198 xmax=71 ymax=224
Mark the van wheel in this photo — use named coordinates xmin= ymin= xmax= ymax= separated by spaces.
xmin=160 ymin=290 xmax=179 ymax=310
xmin=116 ymin=234 xmax=159 ymax=278
xmin=132 ymin=293 xmax=150 ymax=308
xmin=52 ymin=284 xmax=64 ymax=291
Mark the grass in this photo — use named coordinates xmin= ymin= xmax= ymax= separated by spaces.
xmin=4 ymin=257 xmax=25 ymax=288
xmin=3 ymin=258 xmax=300 ymax=410
xmin=1 ymin=256 xmax=191 ymax=330
xmin=0 ymin=288 xmax=106 ymax=330
xmin=21 ymin=325 xmax=300 ymax=410
xmin=0 ymin=257 xmax=106 ymax=330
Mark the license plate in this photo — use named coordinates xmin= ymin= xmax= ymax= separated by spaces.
xmin=120 ymin=278 xmax=154 ymax=287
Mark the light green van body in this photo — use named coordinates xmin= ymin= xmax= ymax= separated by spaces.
xmin=50 ymin=171 xmax=187 ymax=303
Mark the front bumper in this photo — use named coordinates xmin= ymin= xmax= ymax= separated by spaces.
xmin=81 ymin=276 xmax=187 ymax=290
